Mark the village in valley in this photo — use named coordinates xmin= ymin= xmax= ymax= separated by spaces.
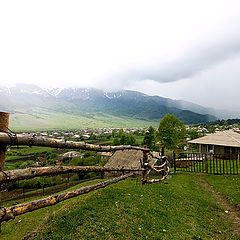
xmin=4 ymin=118 xmax=240 ymax=172
xmin=1 ymin=1 xmax=240 ymax=239
xmin=1 ymin=114 xmax=240 ymax=239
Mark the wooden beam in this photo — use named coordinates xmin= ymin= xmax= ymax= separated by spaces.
xmin=141 ymin=151 xmax=149 ymax=184
xmin=0 ymin=112 xmax=9 ymax=239
xmin=0 ymin=133 xmax=150 ymax=152
xmin=0 ymin=173 xmax=133 ymax=222
xmin=0 ymin=165 xmax=144 ymax=184
xmin=0 ymin=112 xmax=9 ymax=170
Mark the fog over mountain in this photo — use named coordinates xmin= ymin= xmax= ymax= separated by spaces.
xmin=1 ymin=1 xmax=240 ymax=112
xmin=0 ymin=83 xmax=220 ymax=130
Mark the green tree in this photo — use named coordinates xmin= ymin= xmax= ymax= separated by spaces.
xmin=188 ymin=129 xmax=201 ymax=140
xmin=142 ymin=126 xmax=156 ymax=149
xmin=112 ymin=129 xmax=117 ymax=138
xmin=158 ymin=114 xmax=186 ymax=150
xmin=120 ymin=134 xmax=127 ymax=145
xmin=118 ymin=129 xmax=124 ymax=138
xmin=127 ymin=134 xmax=136 ymax=145
xmin=112 ymin=137 xmax=120 ymax=146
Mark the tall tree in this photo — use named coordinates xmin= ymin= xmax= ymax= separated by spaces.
xmin=187 ymin=129 xmax=201 ymax=140
xmin=142 ymin=126 xmax=156 ymax=149
xmin=158 ymin=114 xmax=186 ymax=150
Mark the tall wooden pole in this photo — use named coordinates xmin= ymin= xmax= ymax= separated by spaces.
xmin=173 ymin=151 xmax=176 ymax=172
xmin=142 ymin=151 xmax=149 ymax=184
xmin=0 ymin=112 xmax=9 ymax=170
xmin=0 ymin=112 xmax=9 ymax=240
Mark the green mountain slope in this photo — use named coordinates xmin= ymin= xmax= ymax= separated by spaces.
xmin=0 ymin=84 xmax=217 ymax=130
xmin=9 ymin=108 xmax=158 ymax=131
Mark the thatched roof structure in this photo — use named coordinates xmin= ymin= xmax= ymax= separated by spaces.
xmin=104 ymin=149 xmax=161 ymax=169
xmin=188 ymin=130 xmax=240 ymax=147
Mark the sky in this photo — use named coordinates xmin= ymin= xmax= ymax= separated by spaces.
xmin=1 ymin=0 xmax=240 ymax=111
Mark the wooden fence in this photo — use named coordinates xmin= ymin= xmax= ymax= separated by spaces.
xmin=0 ymin=112 xmax=169 ymax=239
xmin=173 ymin=152 xmax=240 ymax=175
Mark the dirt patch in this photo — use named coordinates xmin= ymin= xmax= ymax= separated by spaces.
xmin=197 ymin=174 xmax=240 ymax=236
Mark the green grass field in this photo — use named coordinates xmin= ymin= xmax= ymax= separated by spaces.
xmin=2 ymin=173 xmax=239 ymax=240
xmin=9 ymin=109 xmax=158 ymax=131
xmin=6 ymin=146 xmax=53 ymax=160
xmin=4 ymin=146 xmax=56 ymax=170
xmin=203 ymin=174 xmax=240 ymax=207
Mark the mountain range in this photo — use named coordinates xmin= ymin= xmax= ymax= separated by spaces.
xmin=0 ymin=83 xmax=218 ymax=130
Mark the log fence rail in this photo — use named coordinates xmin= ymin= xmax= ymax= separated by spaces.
xmin=0 ymin=112 xmax=169 ymax=239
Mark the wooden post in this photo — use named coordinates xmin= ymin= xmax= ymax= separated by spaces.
xmin=0 ymin=112 xmax=9 ymax=170
xmin=161 ymin=147 xmax=165 ymax=156
xmin=173 ymin=151 xmax=176 ymax=172
xmin=141 ymin=151 xmax=149 ymax=184
xmin=0 ymin=112 xmax=9 ymax=240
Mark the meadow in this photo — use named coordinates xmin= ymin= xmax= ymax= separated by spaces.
xmin=2 ymin=173 xmax=239 ymax=240
xmin=9 ymin=109 xmax=158 ymax=131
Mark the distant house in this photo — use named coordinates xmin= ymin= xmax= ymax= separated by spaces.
xmin=101 ymin=152 xmax=112 ymax=160
xmin=82 ymin=134 xmax=90 ymax=139
xmin=58 ymin=151 xmax=83 ymax=162
xmin=72 ymin=134 xmax=80 ymax=139
xmin=188 ymin=130 xmax=240 ymax=155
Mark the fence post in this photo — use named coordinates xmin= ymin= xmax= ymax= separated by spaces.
xmin=0 ymin=112 xmax=9 ymax=170
xmin=141 ymin=151 xmax=149 ymax=184
xmin=173 ymin=151 xmax=176 ymax=172
xmin=0 ymin=112 xmax=9 ymax=240
xmin=161 ymin=147 xmax=165 ymax=156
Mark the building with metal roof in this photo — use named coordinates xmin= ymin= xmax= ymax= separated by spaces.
xmin=188 ymin=130 xmax=240 ymax=155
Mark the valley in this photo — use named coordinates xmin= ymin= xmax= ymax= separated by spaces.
xmin=0 ymin=83 xmax=218 ymax=131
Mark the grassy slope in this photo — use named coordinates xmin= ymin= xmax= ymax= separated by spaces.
xmin=2 ymin=173 xmax=239 ymax=240
xmin=6 ymin=146 xmax=53 ymax=160
xmin=203 ymin=175 xmax=240 ymax=207
xmin=2 ymin=179 xmax=104 ymax=240
xmin=4 ymin=146 xmax=55 ymax=170
xmin=9 ymin=108 xmax=159 ymax=131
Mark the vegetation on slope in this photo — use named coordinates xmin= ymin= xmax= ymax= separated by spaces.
xmin=9 ymin=109 xmax=159 ymax=131
xmin=2 ymin=173 xmax=239 ymax=240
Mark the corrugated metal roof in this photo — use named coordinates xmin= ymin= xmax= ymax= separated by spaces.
xmin=188 ymin=130 xmax=240 ymax=147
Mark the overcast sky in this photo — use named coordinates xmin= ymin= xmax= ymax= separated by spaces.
xmin=1 ymin=0 xmax=240 ymax=111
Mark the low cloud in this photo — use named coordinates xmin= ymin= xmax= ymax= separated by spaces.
xmin=99 ymin=29 xmax=240 ymax=91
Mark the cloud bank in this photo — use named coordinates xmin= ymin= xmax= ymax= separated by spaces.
xmin=1 ymin=0 xmax=240 ymax=110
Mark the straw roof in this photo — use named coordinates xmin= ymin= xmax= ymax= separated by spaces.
xmin=105 ymin=150 xmax=161 ymax=169
xmin=188 ymin=130 xmax=240 ymax=147
xmin=105 ymin=150 xmax=143 ymax=169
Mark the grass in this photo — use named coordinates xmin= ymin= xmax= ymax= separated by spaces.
xmin=6 ymin=146 xmax=54 ymax=161
xmin=1 ymin=179 xmax=104 ymax=240
xmin=203 ymin=174 xmax=240 ymax=207
xmin=85 ymin=135 xmax=145 ymax=146
xmin=176 ymin=159 xmax=240 ymax=175
xmin=4 ymin=145 xmax=56 ymax=170
xmin=9 ymin=108 xmax=158 ymax=131
xmin=2 ymin=173 xmax=239 ymax=240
